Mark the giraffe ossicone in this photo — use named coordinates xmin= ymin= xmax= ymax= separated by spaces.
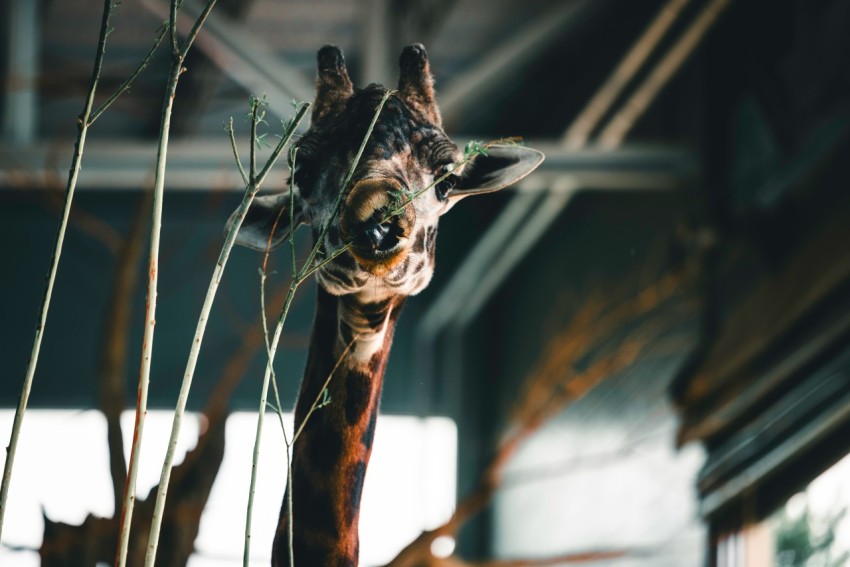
xmin=228 ymin=44 xmax=543 ymax=567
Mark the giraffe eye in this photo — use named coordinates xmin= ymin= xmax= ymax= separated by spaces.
xmin=434 ymin=165 xmax=457 ymax=201
xmin=292 ymin=164 xmax=316 ymax=194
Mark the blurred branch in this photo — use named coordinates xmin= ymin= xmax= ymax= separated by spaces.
xmin=39 ymin=224 xmax=282 ymax=566
xmin=202 ymin=281 xmax=290 ymax=425
xmin=40 ymin=406 xmax=227 ymax=567
xmin=511 ymin=269 xmax=688 ymax=431
xmin=100 ymin=187 xmax=154 ymax=516
xmin=384 ymin=267 xmax=694 ymax=566
xmin=500 ymin=425 xmax=677 ymax=489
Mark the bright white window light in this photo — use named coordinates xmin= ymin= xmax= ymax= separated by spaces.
xmin=0 ymin=410 xmax=457 ymax=567
xmin=431 ymin=535 xmax=457 ymax=558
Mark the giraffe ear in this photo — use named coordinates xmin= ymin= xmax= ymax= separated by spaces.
xmin=227 ymin=190 xmax=305 ymax=252
xmin=447 ymin=145 xmax=544 ymax=205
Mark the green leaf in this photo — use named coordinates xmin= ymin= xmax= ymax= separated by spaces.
xmin=317 ymin=388 xmax=332 ymax=409
xmin=463 ymin=140 xmax=488 ymax=160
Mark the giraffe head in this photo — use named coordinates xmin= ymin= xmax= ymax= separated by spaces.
xmin=231 ymin=44 xmax=543 ymax=301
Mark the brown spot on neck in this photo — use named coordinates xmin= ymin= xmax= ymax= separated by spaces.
xmin=273 ymin=289 xmax=405 ymax=566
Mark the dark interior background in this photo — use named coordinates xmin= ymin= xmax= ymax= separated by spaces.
xmin=2 ymin=0 xmax=849 ymax=564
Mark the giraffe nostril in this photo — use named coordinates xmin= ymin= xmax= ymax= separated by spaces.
xmin=357 ymin=219 xmax=389 ymax=250
xmin=353 ymin=218 xmax=405 ymax=253
xmin=340 ymin=179 xmax=417 ymax=271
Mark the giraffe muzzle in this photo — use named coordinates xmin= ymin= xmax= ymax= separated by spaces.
xmin=340 ymin=178 xmax=415 ymax=275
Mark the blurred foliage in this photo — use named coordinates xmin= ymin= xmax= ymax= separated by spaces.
xmin=774 ymin=501 xmax=848 ymax=567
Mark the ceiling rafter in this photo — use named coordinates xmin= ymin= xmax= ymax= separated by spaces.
xmin=438 ymin=0 xmax=593 ymax=131
xmin=414 ymin=0 xmax=733 ymax=418
xmin=361 ymin=0 xmax=392 ymax=86
xmin=138 ymin=0 xmax=314 ymax=119
xmin=0 ymin=140 xmax=695 ymax=191
xmin=360 ymin=0 xmax=459 ymax=86
xmin=168 ymin=0 xmax=258 ymax=138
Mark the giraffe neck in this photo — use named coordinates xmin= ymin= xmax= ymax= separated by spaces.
xmin=273 ymin=286 xmax=404 ymax=567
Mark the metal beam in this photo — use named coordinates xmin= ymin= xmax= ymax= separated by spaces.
xmin=0 ymin=141 xmax=696 ymax=191
xmin=562 ymin=0 xmax=691 ymax=149
xmin=413 ymin=0 xmax=731 ymax=424
xmin=361 ymin=0 xmax=393 ymax=86
xmin=451 ymin=0 xmax=694 ymax=329
xmin=416 ymin=190 xmax=544 ymax=341
xmin=361 ymin=0 xmax=460 ymax=87
xmin=139 ymin=0 xmax=313 ymax=116
xmin=438 ymin=0 xmax=591 ymax=130
xmin=2 ymin=0 xmax=39 ymax=145
xmin=450 ymin=182 xmax=577 ymax=330
xmin=598 ymin=0 xmax=733 ymax=148
xmin=170 ymin=0 xmax=258 ymax=137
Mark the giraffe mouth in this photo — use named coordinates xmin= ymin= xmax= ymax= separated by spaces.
xmin=340 ymin=178 xmax=416 ymax=276
xmin=349 ymin=235 xmax=411 ymax=276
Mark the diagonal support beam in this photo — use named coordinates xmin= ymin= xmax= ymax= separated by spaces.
xmin=598 ymin=0 xmax=733 ymax=148
xmin=414 ymin=0 xmax=732 ymax=422
xmin=438 ymin=0 xmax=591 ymax=130
xmin=170 ymin=0 xmax=258 ymax=137
xmin=361 ymin=0 xmax=460 ymax=86
xmin=562 ymin=0 xmax=692 ymax=149
xmin=362 ymin=0 xmax=393 ymax=86
xmin=139 ymin=0 xmax=313 ymax=116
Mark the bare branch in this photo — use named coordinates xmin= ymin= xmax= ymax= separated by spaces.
xmin=0 ymin=0 xmax=118 ymax=540
xmin=116 ymin=1 xmax=221 ymax=565
xmin=384 ymin=268 xmax=694 ymax=566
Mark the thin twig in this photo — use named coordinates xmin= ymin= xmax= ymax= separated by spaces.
xmin=291 ymin=336 xmax=359 ymax=444
xmin=299 ymin=90 xmax=396 ymax=272
xmin=286 ymin=452 xmax=294 ymax=567
xmin=170 ymin=0 xmax=179 ymax=55
xmin=143 ymin=100 xmax=308 ymax=567
xmin=38 ymin=152 xmax=123 ymax=253
xmin=116 ymin=2 xmax=220 ymax=566
xmin=256 ymin=106 xmax=310 ymax=190
xmin=379 ymin=142 xmax=492 ymax=221
xmin=145 ymin=97 xmax=309 ymax=567
xmin=101 ymin=188 xmax=153 ymax=517
xmin=244 ymin=284 xmax=297 ymax=566
xmin=249 ymin=97 xmax=259 ymax=185
xmin=262 ymin=279 xmax=290 ymax=445
xmin=89 ymin=18 xmax=170 ymax=125
xmin=268 ymin=253 xmax=302 ymax=567
xmin=226 ymin=117 xmax=249 ymax=186
xmin=289 ymin=147 xmax=299 ymax=277
xmin=260 ymin=170 xmax=296 ymax=449
xmin=299 ymin=242 xmax=352 ymax=281
xmin=259 ymin=213 xmax=294 ymax=566
xmin=0 ymin=0 xmax=115 ymax=541
xmin=243 ymin=102 xmax=314 ymax=567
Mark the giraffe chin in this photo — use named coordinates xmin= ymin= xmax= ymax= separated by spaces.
xmin=349 ymin=240 xmax=410 ymax=277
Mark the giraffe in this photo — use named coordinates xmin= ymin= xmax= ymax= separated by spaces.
xmin=230 ymin=44 xmax=543 ymax=566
